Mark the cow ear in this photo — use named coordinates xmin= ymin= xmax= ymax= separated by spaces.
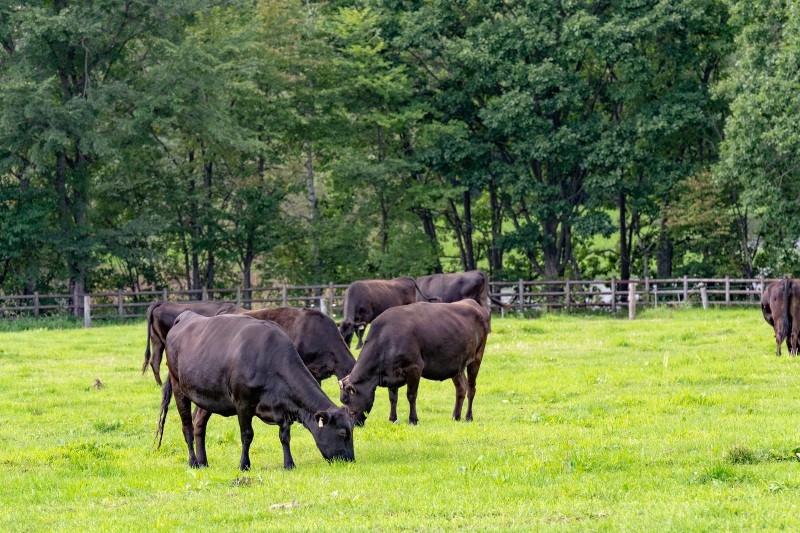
xmin=357 ymin=322 xmax=367 ymax=331
xmin=315 ymin=411 xmax=330 ymax=427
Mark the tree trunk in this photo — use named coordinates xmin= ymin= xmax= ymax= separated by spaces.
xmin=657 ymin=216 xmax=673 ymax=278
xmin=462 ymin=189 xmax=476 ymax=271
xmin=191 ymin=252 xmax=201 ymax=299
xmin=447 ymin=199 xmax=468 ymax=270
xmin=243 ymin=251 xmax=253 ymax=309
xmin=401 ymin=133 xmax=442 ymax=273
xmin=305 ymin=140 xmax=322 ymax=281
xmin=380 ymin=197 xmax=389 ymax=255
xmin=203 ymin=161 xmax=215 ymax=290
xmin=489 ymin=180 xmax=503 ymax=276
xmin=542 ymin=218 xmax=564 ymax=280
xmin=619 ymin=190 xmax=630 ymax=281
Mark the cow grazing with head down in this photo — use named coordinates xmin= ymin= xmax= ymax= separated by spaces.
xmin=221 ymin=307 xmax=356 ymax=383
xmin=142 ymin=300 xmax=238 ymax=385
xmin=415 ymin=270 xmax=507 ymax=314
xmin=339 ymin=299 xmax=490 ymax=426
xmin=157 ymin=311 xmax=354 ymax=470
xmin=339 ymin=277 xmax=433 ymax=349
xmin=761 ymin=278 xmax=800 ymax=356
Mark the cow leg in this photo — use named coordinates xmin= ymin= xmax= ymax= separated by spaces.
xmin=279 ymin=417 xmax=295 ymax=470
xmin=237 ymin=410 xmax=255 ymax=471
xmin=406 ymin=373 xmax=421 ymax=425
xmin=775 ymin=323 xmax=783 ymax=357
xmin=388 ymin=387 xmax=399 ymax=423
xmin=356 ymin=329 xmax=365 ymax=350
xmin=171 ymin=379 xmax=199 ymax=468
xmin=465 ymin=359 xmax=483 ymax=422
xmin=451 ymin=372 xmax=467 ymax=421
xmin=192 ymin=406 xmax=212 ymax=467
xmin=150 ymin=338 xmax=165 ymax=386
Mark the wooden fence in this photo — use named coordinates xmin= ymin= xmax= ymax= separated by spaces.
xmin=0 ymin=276 xmax=772 ymax=327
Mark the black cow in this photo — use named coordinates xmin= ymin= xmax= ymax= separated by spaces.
xmin=224 ymin=307 xmax=356 ymax=383
xmin=761 ymin=278 xmax=800 ymax=356
xmin=339 ymin=299 xmax=490 ymax=426
xmin=156 ymin=311 xmax=354 ymax=470
xmin=142 ymin=300 xmax=237 ymax=385
xmin=415 ymin=270 xmax=507 ymax=314
xmin=339 ymin=277 xmax=431 ymax=349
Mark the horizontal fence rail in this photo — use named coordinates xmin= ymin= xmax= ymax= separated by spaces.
xmin=0 ymin=276 xmax=772 ymax=326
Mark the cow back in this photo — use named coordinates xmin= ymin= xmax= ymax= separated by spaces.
xmin=342 ymin=277 xmax=417 ymax=322
xmin=166 ymin=312 xmax=326 ymax=415
xmin=359 ymin=300 xmax=489 ymax=382
xmin=415 ymin=270 xmax=488 ymax=307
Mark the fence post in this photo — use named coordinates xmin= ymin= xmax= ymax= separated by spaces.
xmin=700 ymin=283 xmax=709 ymax=309
xmin=162 ymin=288 xmax=168 ymax=301
xmin=653 ymin=285 xmax=658 ymax=308
xmin=328 ymin=282 xmax=334 ymax=316
xmin=683 ymin=275 xmax=689 ymax=304
xmin=565 ymin=280 xmax=571 ymax=312
xmin=118 ymin=289 xmax=124 ymax=317
xmin=518 ymin=279 xmax=524 ymax=314
xmin=84 ymin=295 xmax=91 ymax=328
xmin=611 ymin=278 xmax=617 ymax=313
xmin=725 ymin=277 xmax=730 ymax=306
xmin=201 ymin=286 xmax=208 ymax=301
xmin=644 ymin=277 xmax=650 ymax=307
xmin=236 ymin=286 xmax=242 ymax=307
xmin=759 ymin=275 xmax=765 ymax=301
xmin=282 ymin=284 xmax=288 ymax=307
xmin=628 ymin=282 xmax=637 ymax=320
xmin=34 ymin=291 xmax=40 ymax=318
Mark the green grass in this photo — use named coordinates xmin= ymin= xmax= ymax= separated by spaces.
xmin=1 ymin=307 xmax=799 ymax=531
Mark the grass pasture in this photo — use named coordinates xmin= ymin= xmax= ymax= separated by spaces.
xmin=1 ymin=308 xmax=800 ymax=531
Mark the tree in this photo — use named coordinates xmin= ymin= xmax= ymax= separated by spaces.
xmin=0 ymin=1 xmax=215 ymax=301
xmin=716 ymin=0 xmax=800 ymax=275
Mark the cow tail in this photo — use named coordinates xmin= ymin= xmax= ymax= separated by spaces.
xmin=155 ymin=378 xmax=172 ymax=449
xmin=783 ymin=277 xmax=792 ymax=344
xmin=142 ymin=302 xmax=157 ymax=375
xmin=409 ymin=277 xmax=437 ymax=302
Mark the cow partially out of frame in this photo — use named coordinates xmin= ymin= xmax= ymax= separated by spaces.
xmin=761 ymin=278 xmax=800 ymax=356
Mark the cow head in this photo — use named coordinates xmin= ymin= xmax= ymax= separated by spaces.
xmin=338 ymin=375 xmax=375 ymax=427
xmin=311 ymin=406 xmax=355 ymax=463
xmin=338 ymin=319 xmax=367 ymax=348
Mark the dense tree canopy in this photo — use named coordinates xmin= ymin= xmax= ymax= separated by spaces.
xmin=0 ymin=0 xmax=795 ymax=296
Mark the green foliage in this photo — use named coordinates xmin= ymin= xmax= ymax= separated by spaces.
xmin=0 ymin=0 xmax=797 ymax=293
xmin=717 ymin=0 xmax=800 ymax=275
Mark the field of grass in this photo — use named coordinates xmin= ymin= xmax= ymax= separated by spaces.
xmin=1 ymin=307 xmax=799 ymax=531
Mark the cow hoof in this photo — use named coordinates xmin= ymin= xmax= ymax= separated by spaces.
xmin=408 ymin=420 xmax=418 ymax=426
xmin=283 ymin=462 xmax=296 ymax=470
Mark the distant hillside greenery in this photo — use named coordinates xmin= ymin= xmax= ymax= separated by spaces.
xmin=0 ymin=0 xmax=797 ymax=296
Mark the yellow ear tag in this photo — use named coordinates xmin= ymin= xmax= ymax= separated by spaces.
xmin=318 ymin=419 xmax=324 ymax=428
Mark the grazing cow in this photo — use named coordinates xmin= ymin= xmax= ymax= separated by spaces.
xmin=156 ymin=311 xmax=354 ymax=470
xmin=142 ymin=300 xmax=238 ymax=385
xmin=339 ymin=300 xmax=490 ymax=426
xmin=761 ymin=278 xmax=800 ymax=356
xmin=415 ymin=270 xmax=507 ymax=314
xmin=339 ymin=277 xmax=433 ymax=349
xmin=222 ymin=307 xmax=356 ymax=383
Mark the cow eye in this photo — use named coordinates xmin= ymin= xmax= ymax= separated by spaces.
xmin=338 ymin=428 xmax=349 ymax=439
